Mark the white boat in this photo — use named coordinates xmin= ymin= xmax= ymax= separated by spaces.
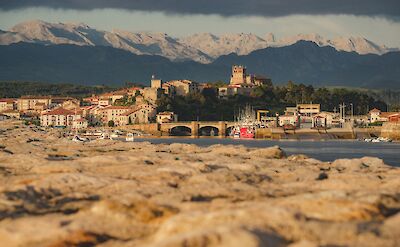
xmin=367 ymin=137 xmax=392 ymax=143
xmin=110 ymin=133 xmax=119 ymax=140
xmin=126 ymin=133 xmax=135 ymax=142
xmin=377 ymin=137 xmax=392 ymax=142
xmin=72 ymin=135 xmax=89 ymax=142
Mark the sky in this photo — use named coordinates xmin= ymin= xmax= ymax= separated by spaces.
xmin=0 ymin=1 xmax=399 ymax=47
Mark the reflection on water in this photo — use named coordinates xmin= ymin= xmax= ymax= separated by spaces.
xmin=134 ymin=138 xmax=400 ymax=167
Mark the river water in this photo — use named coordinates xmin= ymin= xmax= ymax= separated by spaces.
xmin=133 ymin=138 xmax=400 ymax=167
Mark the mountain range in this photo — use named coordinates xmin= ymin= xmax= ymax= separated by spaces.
xmin=1 ymin=41 xmax=399 ymax=89
xmin=1 ymin=20 xmax=398 ymax=64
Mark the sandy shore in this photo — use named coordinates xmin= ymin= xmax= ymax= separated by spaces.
xmin=0 ymin=120 xmax=399 ymax=247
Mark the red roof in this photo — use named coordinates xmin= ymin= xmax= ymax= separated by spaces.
xmin=0 ymin=98 xmax=16 ymax=103
xmin=42 ymin=108 xmax=75 ymax=116
xmin=122 ymin=107 xmax=143 ymax=116
xmin=20 ymin=96 xmax=51 ymax=99
xmin=157 ymin=111 xmax=175 ymax=116
xmin=2 ymin=109 xmax=19 ymax=113
xmin=369 ymin=108 xmax=381 ymax=113
xmin=104 ymin=106 xmax=133 ymax=110
xmin=380 ymin=112 xmax=400 ymax=118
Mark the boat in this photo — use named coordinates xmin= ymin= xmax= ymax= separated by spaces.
xmin=126 ymin=133 xmax=135 ymax=142
xmin=377 ymin=137 xmax=392 ymax=142
xmin=110 ymin=133 xmax=119 ymax=139
xmin=240 ymin=127 xmax=255 ymax=139
xmin=72 ymin=135 xmax=89 ymax=142
xmin=232 ymin=105 xmax=257 ymax=139
xmin=365 ymin=137 xmax=392 ymax=143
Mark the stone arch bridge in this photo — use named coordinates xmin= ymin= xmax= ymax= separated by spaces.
xmin=160 ymin=121 xmax=236 ymax=136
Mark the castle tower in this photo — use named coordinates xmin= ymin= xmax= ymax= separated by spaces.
xmin=151 ymin=75 xmax=162 ymax=89
xmin=230 ymin=65 xmax=247 ymax=85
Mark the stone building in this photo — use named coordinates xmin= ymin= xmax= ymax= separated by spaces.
xmin=118 ymin=107 xmax=153 ymax=125
xmin=97 ymin=106 xmax=132 ymax=125
xmin=151 ymin=75 xmax=163 ymax=89
xmin=156 ymin=112 xmax=178 ymax=123
xmin=2 ymin=110 xmax=20 ymax=119
xmin=230 ymin=65 xmax=247 ymax=85
xmin=40 ymin=108 xmax=82 ymax=127
xmin=168 ymin=80 xmax=199 ymax=96
xmin=142 ymin=87 xmax=163 ymax=104
xmin=0 ymin=98 xmax=16 ymax=112
xmin=17 ymin=96 xmax=52 ymax=112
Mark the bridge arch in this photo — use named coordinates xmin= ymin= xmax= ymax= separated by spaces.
xmin=199 ymin=126 xmax=219 ymax=136
xmin=226 ymin=126 xmax=236 ymax=136
xmin=169 ymin=126 xmax=192 ymax=136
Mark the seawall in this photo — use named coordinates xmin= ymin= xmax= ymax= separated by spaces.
xmin=381 ymin=122 xmax=400 ymax=140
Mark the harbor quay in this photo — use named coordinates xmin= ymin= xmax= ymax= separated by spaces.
xmin=118 ymin=121 xmax=385 ymax=140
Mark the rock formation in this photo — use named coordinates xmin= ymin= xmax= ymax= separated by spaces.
xmin=0 ymin=120 xmax=399 ymax=246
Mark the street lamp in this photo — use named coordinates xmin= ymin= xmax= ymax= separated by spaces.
xmin=350 ymin=103 xmax=353 ymax=120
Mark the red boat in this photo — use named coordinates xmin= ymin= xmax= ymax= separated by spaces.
xmin=240 ymin=127 xmax=255 ymax=139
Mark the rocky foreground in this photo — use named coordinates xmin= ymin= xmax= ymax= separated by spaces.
xmin=0 ymin=121 xmax=399 ymax=247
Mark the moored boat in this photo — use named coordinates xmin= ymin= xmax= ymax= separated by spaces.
xmin=72 ymin=135 xmax=89 ymax=142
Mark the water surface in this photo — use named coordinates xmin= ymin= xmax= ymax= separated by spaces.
xmin=134 ymin=138 xmax=400 ymax=167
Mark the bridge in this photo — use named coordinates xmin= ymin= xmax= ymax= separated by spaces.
xmin=160 ymin=121 xmax=236 ymax=136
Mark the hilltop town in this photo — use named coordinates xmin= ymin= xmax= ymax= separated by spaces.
xmin=0 ymin=65 xmax=399 ymax=140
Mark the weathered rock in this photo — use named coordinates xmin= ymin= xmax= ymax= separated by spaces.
xmin=0 ymin=120 xmax=399 ymax=247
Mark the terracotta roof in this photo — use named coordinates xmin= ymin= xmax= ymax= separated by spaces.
xmin=20 ymin=95 xmax=52 ymax=99
xmin=157 ymin=112 xmax=175 ymax=116
xmin=380 ymin=112 xmax=400 ymax=118
xmin=0 ymin=98 xmax=16 ymax=103
xmin=2 ymin=109 xmax=19 ymax=113
xmin=122 ymin=107 xmax=143 ymax=116
xmin=73 ymin=118 xmax=87 ymax=122
xmin=369 ymin=108 xmax=381 ymax=113
xmin=104 ymin=106 xmax=133 ymax=110
xmin=42 ymin=108 xmax=75 ymax=116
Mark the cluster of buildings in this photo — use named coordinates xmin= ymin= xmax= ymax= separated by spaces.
xmin=258 ymin=103 xmax=340 ymax=129
xmin=218 ymin=65 xmax=272 ymax=98
xmin=259 ymin=104 xmax=400 ymax=129
xmin=0 ymin=76 xmax=182 ymax=128
xmin=369 ymin=108 xmax=400 ymax=123
xmin=0 ymin=72 xmax=207 ymax=128
xmin=1 ymin=65 xmax=399 ymax=130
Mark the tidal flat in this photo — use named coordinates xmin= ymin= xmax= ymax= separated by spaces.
xmin=0 ymin=121 xmax=399 ymax=247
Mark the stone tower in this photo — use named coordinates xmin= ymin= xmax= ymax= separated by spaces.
xmin=230 ymin=65 xmax=247 ymax=85
xmin=151 ymin=75 xmax=162 ymax=89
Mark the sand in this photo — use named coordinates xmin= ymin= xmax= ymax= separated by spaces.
xmin=0 ymin=120 xmax=399 ymax=247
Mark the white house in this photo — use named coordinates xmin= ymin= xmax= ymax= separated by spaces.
xmin=156 ymin=112 xmax=178 ymax=123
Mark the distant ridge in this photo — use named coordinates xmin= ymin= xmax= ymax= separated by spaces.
xmin=0 ymin=41 xmax=399 ymax=89
xmin=0 ymin=20 xmax=398 ymax=63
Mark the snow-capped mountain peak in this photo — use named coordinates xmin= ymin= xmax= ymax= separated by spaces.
xmin=0 ymin=20 xmax=397 ymax=63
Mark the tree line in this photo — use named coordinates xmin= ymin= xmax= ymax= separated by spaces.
xmin=157 ymin=81 xmax=389 ymax=121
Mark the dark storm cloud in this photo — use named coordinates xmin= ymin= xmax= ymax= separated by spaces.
xmin=0 ymin=0 xmax=399 ymax=18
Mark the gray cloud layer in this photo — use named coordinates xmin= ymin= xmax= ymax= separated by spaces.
xmin=0 ymin=0 xmax=399 ymax=18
